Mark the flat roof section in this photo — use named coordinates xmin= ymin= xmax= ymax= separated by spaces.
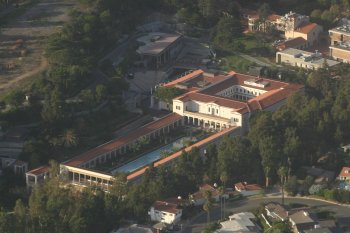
xmin=136 ymin=32 xmax=181 ymax=56
xmin=64 ymin=113 xmax=183 ymax=167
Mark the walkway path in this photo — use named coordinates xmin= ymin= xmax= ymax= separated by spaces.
xmin=237 ymin=53 xmax=274 ymax=67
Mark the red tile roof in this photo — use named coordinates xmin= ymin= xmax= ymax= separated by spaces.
xmin=191 ymin=184 xmax=220 ymax=200
xmin=173 ymin=72 xmax=304 ymax=115
xmin=296 ymin=23 xmax=319 ymax=34
xmin=64 ymin=113 xmax=183 ymax=167
xmin=235 ymin=182 xmax=262 ymax=191
xmin=163 ymin=69 xmax=204 ymax=88
xmin=27 ymin=165 xmax=49 ymax=176
xmin=276 ymin=37 xmax=307 ymax=50
xmin=152 ymin=201 xmax=181 ymax=214
xmin=268 ymin=14 xmax=281 ymax=21
xmin=127 ymin=126 xmax=239 ymax=181
xmin=339 ymin=167 xmax=350 ymax=178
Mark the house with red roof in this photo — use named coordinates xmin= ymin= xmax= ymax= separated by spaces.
xmin=281 ymin=11 xmax=322 ymax=48
xmin=337 ymin=167 xmax=350 ymax=181
xmin=235 ymin=182 xmax=263 ymax=196
xmin=148 ymin=199 xmax=183 ymax=224
xmin=189 ymin=184 xmax=224 ymax=206
xmin=166 ymin=69 xmax=304 ymax=133
xmin=26 ymin=165 xmax=49 ymax=188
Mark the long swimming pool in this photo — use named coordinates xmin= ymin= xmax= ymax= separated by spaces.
xmin=111 ymin=137 xmax=196 ymax=174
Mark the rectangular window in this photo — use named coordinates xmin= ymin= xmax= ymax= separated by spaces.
xmin=216 ymin=109 xmax=218 ymax=114
xmin=176 ymin=106 xmax=181 ymax=110
xmin=208 ymin=107 xmax=210 ymax=112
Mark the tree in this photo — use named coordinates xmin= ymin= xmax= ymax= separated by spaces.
xmin=41 ymin=88 xmax=66 ymax=125
xmin=302 ymin=176 xmax=314 ymax=195
xmin=278 ymin=166 xmax=288 ymax=205
xmin=203 ymin=190 xmax=213 ymax=223
xmin=95 ymin=84 xmax=107 ymax=103
xmin=154 ymin=87 xmax=183 ymax=104
xmin=4 ymin=90 xmax=24 ymax=108
xmin=285 ymin=176 xmax=298 ymax=195
xmin=266 ymin=221 xmax=292 ymax=233
xmin=61 ymin=129 xmax=79 ymax=148
xmin=212 ymin=16 xmax=243 ymax=49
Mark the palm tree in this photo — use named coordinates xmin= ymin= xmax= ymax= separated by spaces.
xmin=203 ymin=190 xmax=213 ymax=223
xmin=61 ymin=129 xmax=78 ymax=148
xmin=278 ymin=166 xmax=288 ymax=205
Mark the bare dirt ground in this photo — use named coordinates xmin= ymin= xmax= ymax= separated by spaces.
xmin=0 ymin=0 xmax=77 ymax=94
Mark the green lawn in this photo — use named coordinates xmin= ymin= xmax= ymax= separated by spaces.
xmin=235 ymin=34 xmax=264 ymax=50
xmin=220 ymin=54 xmax=255 ymax=73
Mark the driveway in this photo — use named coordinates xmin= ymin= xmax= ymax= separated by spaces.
xmin=183 ymin=197 xmax=350 ymax=233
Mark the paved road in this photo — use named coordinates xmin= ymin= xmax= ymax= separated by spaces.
xmin=183 ymin=197 xmax=350 ymax=233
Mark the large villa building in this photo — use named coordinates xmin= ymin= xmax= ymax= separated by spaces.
xmin=26 ymin=69 xmax=304 ymax=191
xmin=329 ymin=24 xmax=350 ymax=63
xmin=158 ymin=69 xmax=304 ymax=133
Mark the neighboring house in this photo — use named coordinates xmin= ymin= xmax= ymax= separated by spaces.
xmin=276 ymin=48 xmax=339 ymax=70
xmin=329 ymin=23 xmax=350 ymax=63
xmin=148 ymin=200 xmax=182 ymax=225
xmin=304 ymin=228 xmax=332 ymax=233
xmin=289 ymin=210 xmax=316 ymax=233
xmin=303 ymin=166 xmax=335 ymax=184
xmin=275 ymin=37 xmax=308 ymax=51
xmin=189 ymin=184 xmax=222 ymax=206
xmin=337 ymin=167 xmax=350 ymax=181
xmin=265 ymin=202 xmax=288 ymax=221
xmin=0 ymin=157 xmax=28 ymax=176
xmin=217 ymin=212 xmax=261 ymax=233
xmin=136 ymin=32 xmax=183 ymax=69
xmin=276 ymin=11 xmax=322 ymax=48
xmin=342 ymin=144 xmax=350 ymax=153
xmin=0 ymin=127 xmax=29 ymax=159
xmin=235 ymin=182 xmax=263 ymax=196
xmin=26 ymin=165 xmax=49 ymax=188
xmin=329 ymin=41 xmax=350 ymax=63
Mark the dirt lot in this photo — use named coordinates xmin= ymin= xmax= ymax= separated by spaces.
xmin=0 ymin=0 xmax=77 ymax=94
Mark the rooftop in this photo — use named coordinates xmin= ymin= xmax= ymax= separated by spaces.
xmin=26 ymin=165 xmax=49 ymax=176
xmin=127 ymin=126 xmax=239 ymax=181
xmin=289 ymin=210 xmax=315 ymax=225
xmin=64 ymin=113 xmax=182 ymax=167
xmin=235 ymin=182 xmax=263 ymax=191
xmin=151 ymin=200 xmax=181 ymax=214
xmin=171 ymin=70 xmax=303 ymax=115
xmin=338 ymin=166 xmax=350 ymax=177
xmin=265 ymin=202 xmax=288 ymax=220
xmin=218 ymin=212 xmax=259 ymax=233
xmin=276 ymin=37 xmax=307 ymax=50
xmin=295 ymin=22 xmax=319 ymax=34
xmin=278 ymin=48 xmax=340 ymax=66
xmin=136 ymin=32 xmax=181 ymax=55
xmin=330 ymin=24 xmax=350 ymax=35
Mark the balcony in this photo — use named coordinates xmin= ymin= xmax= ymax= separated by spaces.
xmin=183 ymin=111 xmax=233 ymax=124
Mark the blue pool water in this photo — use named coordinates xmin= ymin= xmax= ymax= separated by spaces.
xmin=338 ymin=181 xmax=350 ymax=190
xmin=111 ymin=137 xmax=196 ymax=174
